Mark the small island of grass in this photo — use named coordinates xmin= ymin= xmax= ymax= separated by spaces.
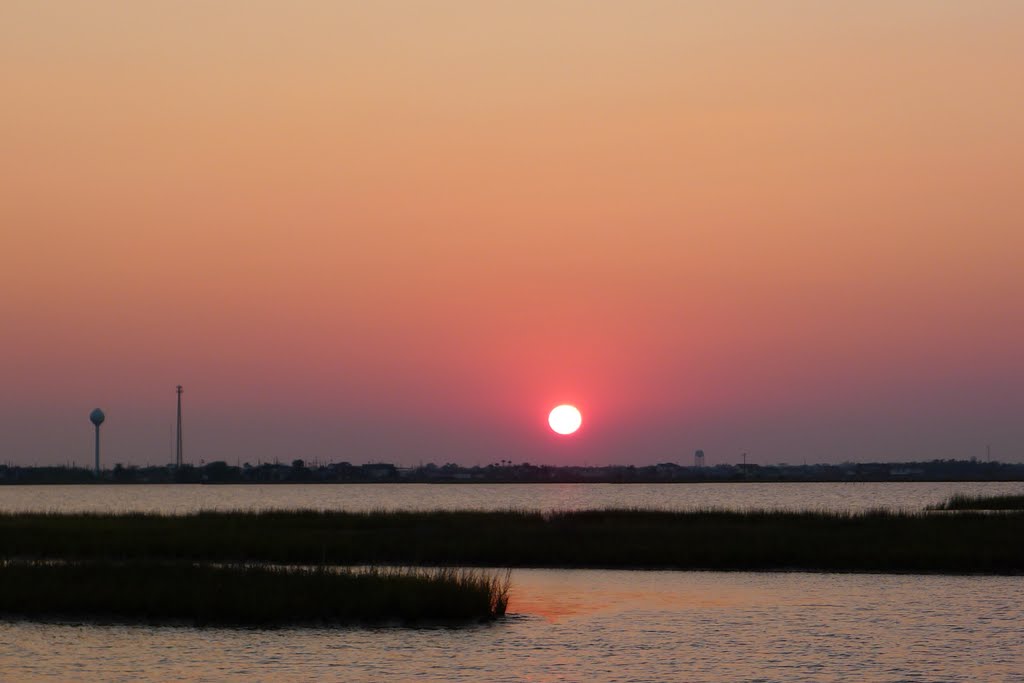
xmin=0 ymin=562 xmax=509 ymax=626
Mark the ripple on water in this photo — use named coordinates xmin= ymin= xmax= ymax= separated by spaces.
xmin=3 ymin=481 xmax=1024 ymax=514
xmin=1 ymin=570 xmax=1021 ymax=682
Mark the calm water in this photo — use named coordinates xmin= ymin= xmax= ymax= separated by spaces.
xmin=4 ymin=484 xmax=1022 ymax=681
xmin=1 ymin=481 xmax=1023 ymax=514
xmin=1 ymin=570 xmax=1021 ymax=682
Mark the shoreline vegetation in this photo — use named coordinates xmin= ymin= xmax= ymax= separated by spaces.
xmin=3 ymin=508 xmax=1022 ymax=575
xmin=4 ymin=497 xmax=1019 ymax=624
xmin=0 ymin=562 xmax=509 ymax=626
xmin=928 ymin=494 xmax=1024 ymax=511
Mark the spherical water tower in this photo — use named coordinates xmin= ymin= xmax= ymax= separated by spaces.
xmin=89 ymin=408 xmax=105 ymax=477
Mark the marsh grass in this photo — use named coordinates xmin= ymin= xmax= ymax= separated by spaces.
xmin=0 ymin=561 xmax=509 ymax=625
xmin=929 ymin=494 xmax=1024 ymax=511
xmin=0 ymin=508 xmax=1020 ymax=573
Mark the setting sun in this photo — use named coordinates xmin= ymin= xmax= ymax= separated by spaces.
xmin=548 ymin=405 xmax=582 ymax=435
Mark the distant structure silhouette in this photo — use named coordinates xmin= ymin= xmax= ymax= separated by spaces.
xmin=175 ymin=385 xmax=184 ymax=467
xmin=694 ymin=449 xmax=705 ymax=468
xmin=89 ymin=408 xmax=105 ymax=476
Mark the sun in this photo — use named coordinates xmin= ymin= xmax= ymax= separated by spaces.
xmin=548 ymin=404 xmax=582 ymax=435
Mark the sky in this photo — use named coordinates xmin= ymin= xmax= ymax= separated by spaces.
xmin=2 ymin=1 xmax=1022 ymax=467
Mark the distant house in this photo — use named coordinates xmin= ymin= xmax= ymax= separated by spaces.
xmin=889 ymin=467 xmax=924 ymax=478
xmin=362 ymin=463 xmax=398 ymax=480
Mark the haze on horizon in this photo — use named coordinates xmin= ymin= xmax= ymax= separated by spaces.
xmin=2 ymin=1 xmax=1022 ymax=468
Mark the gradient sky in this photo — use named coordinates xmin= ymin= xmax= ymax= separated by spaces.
xmin=2 ymin=1 xmax=1022 ymax=467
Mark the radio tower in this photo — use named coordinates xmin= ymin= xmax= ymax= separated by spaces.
xmin=175 ymin=385 xmax=184 ymax=467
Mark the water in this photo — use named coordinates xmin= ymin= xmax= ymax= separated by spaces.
xmin=3 ymin=483 xmax=1022 ymax=680
xmin=1 ymin=570 xmax=1021 ymax=682
xmin=2 ymin=481 xmax=1023 ymax=514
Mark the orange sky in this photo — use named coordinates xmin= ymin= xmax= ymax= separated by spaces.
xmin=2 ymin=1 xmax=1022 ymax=466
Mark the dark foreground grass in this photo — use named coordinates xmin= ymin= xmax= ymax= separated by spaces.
xmin=0 ymin=562 xmax=509 ymax=625
xmin=930 ymin=494 xmax=1024 ymax=511
xmin=1 ymin=508 xmax=1022 ymax=573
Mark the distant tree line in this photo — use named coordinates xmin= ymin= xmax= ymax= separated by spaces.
xmin=0 ymin=458 xmax=1022 ymax=484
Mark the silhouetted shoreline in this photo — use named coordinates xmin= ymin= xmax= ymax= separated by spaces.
xmin=2 ymin=458 xmax=1022 ymax=485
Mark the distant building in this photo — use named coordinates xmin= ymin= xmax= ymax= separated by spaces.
xmin=889 ymin=467 xmax=924 ymax=478
xmin=362 ymin=463 xmax=398 ymax=480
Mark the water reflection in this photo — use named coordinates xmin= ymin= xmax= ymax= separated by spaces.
xmin=2 ymin=481 xmax=1023 ymax=514
xmin=511 ymin=571 xmax=769 ymax=622
xmin=2 ymin=570 xmax=1021 ymax=682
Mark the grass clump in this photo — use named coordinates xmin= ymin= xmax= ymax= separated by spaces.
xmin=929 ymin=494 xmax=1024 ymax=511
xmin=0 ymin=561 xmax=509 ymax=625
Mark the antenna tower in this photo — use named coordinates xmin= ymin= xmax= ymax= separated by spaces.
xmin=175 ymin=385 xmax=184 ymax=467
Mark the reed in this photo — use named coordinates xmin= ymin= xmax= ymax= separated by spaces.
xmin=1 ymin=508 xmax=1021 ymax=573
xmin=929 ymin=494 xmax=1024 ymax=511
xmin=0 ymin=561 xmax=509 ymax=625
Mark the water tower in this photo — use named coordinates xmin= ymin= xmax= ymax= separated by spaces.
xmin=89 ymin=408 xmax=105 ymax=476
xmin=694 ymin=449 xmax=705 ymax=468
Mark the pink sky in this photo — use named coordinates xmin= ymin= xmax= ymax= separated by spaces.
xmin=1 ymin=1 xmax=1022 ymax=466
